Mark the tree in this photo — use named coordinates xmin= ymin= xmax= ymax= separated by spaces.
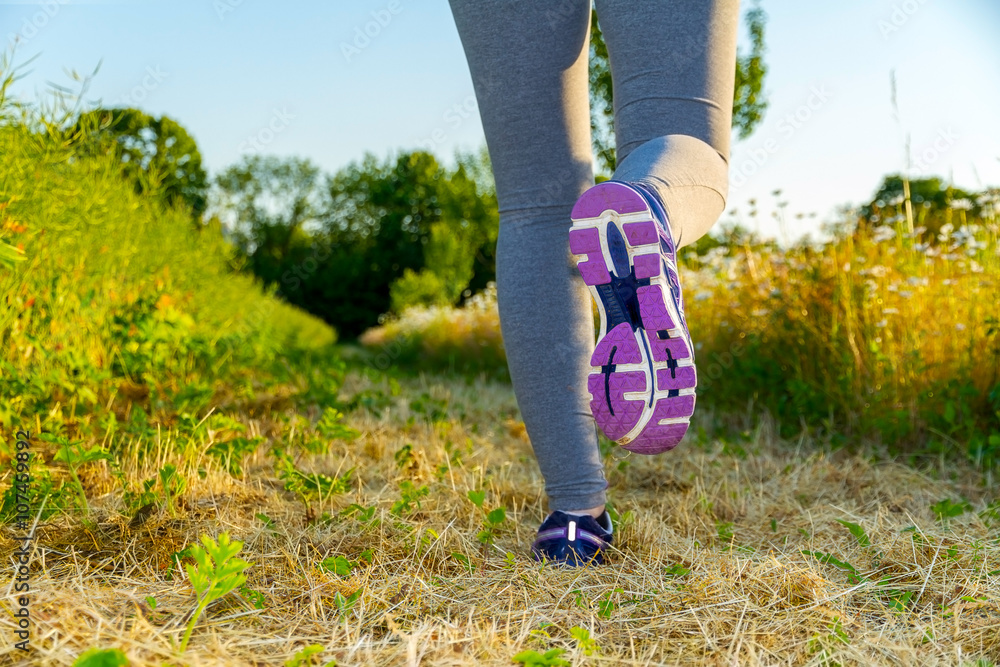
xmin=390 ymin=148 xmax=499 ymax=311
xmin=321 ymin=151 xmax=497 ymax=335
xmin=589 ymin=2 xmax=769 ymax=175
xmin=73 ymin=108 xmax=208 ymax=216
xmin=859 ymin=175 xmax=980 ymax=242
xmin=208 ymin=151 xmax=499 ymax=338
xmin=213 ymin=154 xmax=324 ymax=270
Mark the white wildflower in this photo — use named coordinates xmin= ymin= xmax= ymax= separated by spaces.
xmin=872 ymin=226 xmax=896 ymax=243
xmin=859 ymin=265 xmax=891 ymax=278
xmin=938 ymin=222 xmax=954 ymax=243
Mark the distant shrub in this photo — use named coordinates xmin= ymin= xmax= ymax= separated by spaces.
xmin=360 ymin=283 xmax=506 ymax=379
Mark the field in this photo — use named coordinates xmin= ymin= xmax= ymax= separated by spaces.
xmin=4 ymin=371 xmax=1000 ymax=666
xmin=1 ymin=67 xmax=999 ymax=667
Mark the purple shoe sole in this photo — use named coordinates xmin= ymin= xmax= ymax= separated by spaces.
xmin=569 ymin=181 xmax=696 ymax=454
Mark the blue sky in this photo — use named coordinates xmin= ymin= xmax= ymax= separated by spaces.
xmin=4 ymin=0 xmax=999 ymax=240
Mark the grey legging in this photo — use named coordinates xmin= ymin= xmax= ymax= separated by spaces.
xmin=449 ymin=0 xmax=739 ymax=511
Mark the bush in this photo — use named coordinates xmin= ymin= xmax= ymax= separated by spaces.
xmin=358 ymin=197 xmax=1000 ymax=466
xmin=213 ymin=149 xmax=498 ymax=338
xmin=683 ymin=202 xmax=1000 ymax=457
xmin=0 ymin=70 xmax=335 ymax=431
xmin=360 ymin=283 xmax=506 ymax=379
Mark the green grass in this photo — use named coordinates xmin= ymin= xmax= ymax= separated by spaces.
xmin=0 ymin=66 xmax=334 ymax=439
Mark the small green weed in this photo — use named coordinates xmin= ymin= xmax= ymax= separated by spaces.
xmin=391 ymin=480 xmax=429 ymax=516
xmin=285 ymin=644 xmax=330 ymax=667
xmin=275 ymin=449 xmax=353 ymax=516
xmin=570 ymin=626 xmax=599 ymax=656
xmin=179 ymin=532 xmax=253 ymax=653
xmin=466 ymin=488 xmax=507 ymax=545
xmin=931 ymin=498 xmax=972 ymax=522
xmin=320 ymin=555 xmax=356 ymax=578
xmin=239 ymin=586 xmax=267 ymax=609
xmin=333 ymin=589 xmax=361 ymax=621
xmin=597 ymin=588 xmax=624 ymax=619
xmin=450 ymin=551 xmax=474 ymax=573
xmin=808 ymin=616 xmax=851 ymax=664
xmin=664 ymin=563 xmax=691 ymax=578
xmin=340 ymin=503 xmax=379 ymax=527
xmin=206 ymin=436 xmax=263 ymax=477
xmin=315 ymin=407 xmax=360 ymax=442
xmin=835 ymin=519 xmax=872 ymax=547
xmin=73 ymin=648 xmax=130 ymax=667
xmin=45 ymin=435 xmax=112 ymax=518
xmin=512 ymin=648 xmax=570 ymax=667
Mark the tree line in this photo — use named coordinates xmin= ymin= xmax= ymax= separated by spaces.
xmin=61 ymin=5 xmax=814 ymax=340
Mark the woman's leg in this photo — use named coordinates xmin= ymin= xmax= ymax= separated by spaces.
xmin=448 ymin=0 xmax=607 ymax=513
xmin=595 ymin=0 xmax=740 ymax=248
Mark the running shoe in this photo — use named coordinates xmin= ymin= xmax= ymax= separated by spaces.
xmin=569 ymin=181 xmax=696 ymax=454
xmin=531 ymin=510 xmax=613 ymax=566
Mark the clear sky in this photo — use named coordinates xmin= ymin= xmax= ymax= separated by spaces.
xmin=4 ymin=0 xmax=999 ymax=240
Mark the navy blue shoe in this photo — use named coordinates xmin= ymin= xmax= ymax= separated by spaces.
xmin=531 ymin=510 xmax=613 ymax=566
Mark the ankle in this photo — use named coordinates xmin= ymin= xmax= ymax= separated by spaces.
xmin=561 ymin=504 xmax=605 ymax=519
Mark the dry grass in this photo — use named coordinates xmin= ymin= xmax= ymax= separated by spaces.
xmin=3 ymin=371 xmax=998 ymax=667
